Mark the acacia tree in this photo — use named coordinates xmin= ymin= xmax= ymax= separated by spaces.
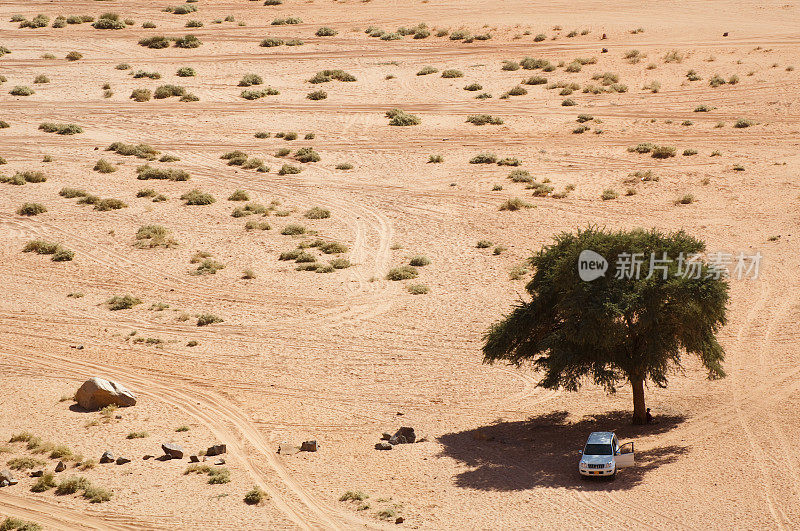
xmin=483 ymin=227 xmax=729 ymax=424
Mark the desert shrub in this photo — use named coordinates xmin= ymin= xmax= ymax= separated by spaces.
xmin=9 ymin=86 xmax=34 ymax=96
xmin=30 ymin=472 xmax=57 ymax=493
xmin=564 ymin=61 xmax=582 ymax=73
xmin=193 ymin=259 xmax=225 ymax=275
xmin=196 ymin=314 xmax=223 ymax=328
xmin=502 ymin=60 xmax=520 ymax=71
xmin=467 ymin=114 xmax=503 ymax=126
xmin=0 ymin=121 xmax=8 ymax=129
xmin=279 ymin=164 xmax=301 ymax=175
xmin=137 ymin=165 xmax=189 ymax=181
xmin=497 ymin=157 xmax=520 ymax=166
xmin=139 ymin=36 xmax=170 ymax=49
xmin=601 ymin=189 xmax=619 ymax=200
xmin=93 ymin=18 xmax=125 ymax=29
xmin=55 ymin=476 xmax=91 ymax=495
xmin=130 ymin=88 xmax=152 ymax=101
xmin=308 ymin=70 xmax=356 ymax=83
xmin=561 ymin=98 xmax=576 ymax=106
xmin=476 ymin=240 xmax=492 ymax=248
xmin=520 ymin=57 xmax=549 ymax=70
xmin=307 ymin=89 xmax=327 ymax=100
xmin=336 ymin=163 xmax=353 ymax=170
xmin=244 ymin=486 xmax=267 ymax=505
xmin=281 ymin=224 xmax=306 ymax=236
xmin=60 ymin=187 xmax=87 ymax=198
xmin=108 ymin=142 xmax=159 ymax=159
xmin=240 ymin=87 xmax=279 ymax=99
xmin=427 ymin=154 xmax=444 ymax=164
xmin=285 ymin=39 xmax=303 ymax=46
xmin=316 ymin=27 xmax=337 ymax=36
xmin=694 ymin=104 xmax=712 ymax=112
xmin=136 ymin=225 xmax=176 ymax=247
xmin=181 ymin=189 xmax=214 ymax=205
xmin=93 ymin=198 xmax=127 ymax=211
xmin=303 ymin=207 xmax=330 ymax=219
xmin=463 ymin=83 xmax=482 ymax=91
xmin=115 ymin=63 xmax=131 ymax=70
xmin=441 ymin=69 xmax=463 ymax=78
xmin=185 ymin=19 xmax=202 ymax=27
xmin=8 ymin=457 xmax=46 ymax=470
xmin=469 ymin=153 xmax=497 ymax=164
xmin=17 ymin=203 xmax=47 ymax=216
xmin=91 ymin=158 xmax=116 ymax=173
xmin=409 ymin=255 xmax=430 ymax=266
xmin=12 ymin=171 xmax=47 ymax=184
xmin=522 ymin=75 xmax=547 ymax=85
xmin=385 ymin=108 xmax=421 ymax=126
xmin=228 ymin=189 xmax=250 ymax=201
xmin=708 ymin=74 xmax=726 ymax=88
xmin=675 ymin=194 xmax=695 ymax=205
xmin=172 ymin=34 xmax=200 ymax=47
xmin=39 ymin=122 xmax=83 ymax=135
xmin=166 ymin=4 xmax=198 ymax=14
xmin=275 ymin=148 xmax=291 ymax=156
xmin=19 ymin=14 xmax=50 ymax=28
xmin=651 ymin=145 xmax=676 ymax=159
xmin=407 ymin=283 xmax=429 ymax=295
xmin=507 ymin=169 xmax=533 ymax=183
xmin=107 ymin=295 xmax=141 ymax=310
xmin=238 ymin=73 xmax=263 ymax=87
xmin=244 ymin=220 xmax=270 ymax=230
xmin=83 ymin=485 xmax=112 ymax=503
xmin=734 ymin=118 xmax=754 ymax=128
xmin=683 ymin=148 xmax=698 ymax=156
xmin=153 ymin=84 xmax=185 ymax=98
xmin=295 ymin=147 xmax=321 ymax=162
xmin=386 ymin=265 xmax=418 ymax=280
xmin=33 ymin=74 xmax=49 ymax=84
xmin=272 ymin=17 xmax=302 ymax=25
xmin=642 ymin=80 xmax=661 ymax=93
xmin=417 ymin=66 xmax=438 ymax=76
xmin=142 ymin=21 xmax=156 ymax=28
xmin=320 ymin=242 xmax=347 ymax=254
xmin=499 ymin=197 xmax=532 ymax=211
xmin=260 ymin=37 xmax=284 ymax=47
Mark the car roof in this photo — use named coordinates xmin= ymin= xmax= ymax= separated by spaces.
xmin=586 ymin=431 xmax=614 ymax=444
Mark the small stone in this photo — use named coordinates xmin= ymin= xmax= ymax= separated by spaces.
xmin=100 ymin=451 xmax=114 ymax=464
xmin=394 ymin=427 xmax=416 ymax=443
xmin=214 ymin=459 xmax=226 ymax=465
xmin=300 ymin=440 xmax=317 ymax=452
xmin=205 ymin=444 xmax=227 ymax=457
xmin=375 ymin=442 xmax=393 ymax=450
xmin=395 ymin=517 xmax=404 ymax=524
xmin=388 ymin=435 xmax=406 ymax=445
xmin=0 ymin=470 xmax=16 ymax=486
xmin=190 ymin=455 xmax=199 ymax=463
xmin=277 ymin=442 xmax=298 ymax=455
xmin=0 ymin=479 xmax=8 ymax=487
xmin=161 ymin=443 xmax=184 ymax=459
xmin=143 ymin=455 xmax=154 ymax=460
xmin=381 ymin=432 xmax=392 ymax=441
xmin=30 ymin=470 xmax=44 ymax=478
xmin=55 ymin=461 xmax=66 ymax=472
xmin=116 ymin=457 xmax=131 ymax=465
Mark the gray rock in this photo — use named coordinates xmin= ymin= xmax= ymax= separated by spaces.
xmin=277 ymin=442 xmax=298 ymax=455
xmin=205 ymin=444 xmax=227 ymax=457
xmin=300 ymin=440 xmax=317 ymax=452
xmin=0 ymin=480 xmax=7 ymax=487
xmin=381 ymin=432 xmax=392 ymax=441
xmin=0 ymin=469 xmax=16 ymax=485
xmin=394 ymin=427 xmax=416 ymax=443
xmin=116 ymin=457 xmax=131 ymax=465
xmin=190 ymin=455 xmax=199 ymax=463
xmin=55 ymin=461 xmax=66 ymax=472
xmin=100 ymin=451 xmax=114 ymax=464
xmin=214 ymin=458 xmax=226 ymax=465
xmin=388 ymin=435 xmax=406 ymax=445
xmin=161 ymin=443 xmax=184 ymax=459
xmin=75 ymin=377 xmax=137 ymax=410
xmin=375 ymin=442 xmax=393 ymax=450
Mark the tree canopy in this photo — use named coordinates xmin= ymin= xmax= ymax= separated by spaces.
xmin=483 ymin=227 xmax=729 ymax=423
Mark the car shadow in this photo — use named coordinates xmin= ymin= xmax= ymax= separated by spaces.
xmin=437 ymin=410 xmax=687 ymax=491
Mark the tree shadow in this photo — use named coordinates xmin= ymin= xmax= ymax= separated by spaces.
xmin=437 ymin=410 xmax=687 ymax=492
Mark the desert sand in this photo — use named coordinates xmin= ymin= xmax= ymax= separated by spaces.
xmin=0 ymin=0 xmax=799 ymax=528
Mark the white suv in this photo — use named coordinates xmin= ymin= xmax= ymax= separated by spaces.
xmin=578 ymin=431 xmax=634 ymax=479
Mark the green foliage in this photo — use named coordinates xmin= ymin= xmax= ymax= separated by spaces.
xmin=137 ymin=165 xmax=189 ymax=181
xmin=9 ymin=86 xmax=34 ymax=96
xmin=385 ymin=108 xmax=421 ymax=126
xmin=107 ymin=295 xmax=141 ymax=310
xmin=244 ymin=486 xmax=268 ymax=505
xmin=466 ymin=114 xmax=503 ymax=126
xmin=499 ymin=197 xmax=532 ymax=211
xmin=315 ymin=27 xmax=337 ymax=36
xmin=386 ymin=265 xmax=418 ymax=280
xmin=39 ymin=122 xmax=83 ymax=135
xmin=416 ymin=66 xmax=438 ymax=76
xmin=17 ymin=203 xmax=47 ymax=216
xmin=197 ymin=314 xmax=224 ymax=326
xmin=441 ymin=69 xmax=463 ymax=78
xmin=482 ymin=227 xmax=729 ymax=423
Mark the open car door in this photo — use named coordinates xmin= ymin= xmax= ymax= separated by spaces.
xmin=616 ymin=442 xmax=635 ymax=468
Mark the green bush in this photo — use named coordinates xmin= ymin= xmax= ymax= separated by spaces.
xmin=386 ymin=265 xmax=418 ymax=280
xmin=193 ymin=259 xmax=225 ymax=275
xmin=441 ymin=69 xmax=463 ymax=78
xmin=279 ymin=164 xmax=301 ymax=175
xmin=417 ymin=66 xmax=438 ymax=76
xmin=304 ymin=206 xmax=330 ymax=219
xmin=177 ymin=66 xmax=196 ymax=77
xmin=107 ymin=295 xmax=141 ymax=310
xmin=409 ymin=255 xmax=430 ymax=266
xmin=139 ymin=36 xmax=170 ymax=49
xmin=244 ymin=486 xmax=267 ymax=505
xmin=153 ymin=84 xmax=185 ymax=99
xmin=651 ymin=146 xmax=676 ymax=159
xmin=499 ymin=197 xmax=532 ymax=211
xmin=17 ymin=203 xmax=47 ymax=216
xmin=137 ymin=165 xmax=189 ymax=181
xmin=39 ymin=122 xmax=83 ymax=135
xmin=601 ymin=189 xmax=619 ymax=200
xmin=734 ymin=118 xmax=754 ymax=128
xmin=9 ymin=86 xmax=34 ymax=96
xmin=466 ymin=114 xmax=503 ymax=126
xmin=281 ymin=224 xmax=306 ymax=235
xmin=386 ymin=108 xmax=421 ymax=126
xmin=93 ymin=159 xmax=116 ymax=173
xmin=238 ymin=73 xmax=263 ymax=87
xmin=260 ymin=37 xmax=284 ymax=47
xmin=316 ymin=27 xmax=337 ymax=36
xmin=271 ymin=17 xmax=302 ymax=25
xmin=130 ymin=88 xmax=152 ymax=102
xmin=307 ymin=90 xmax=327 ymax=100
xmin=407 ymin=283 xmax=429 ymax=295
xmin=181 ymin=189 xmax=215 ymax=205
xmin=295 ymin=147 xmax=320 ymax=162
xmin=469 ymin=153 xmax=497 ymax=164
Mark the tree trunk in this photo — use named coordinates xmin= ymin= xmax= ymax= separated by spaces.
xmin=631 ymin=377 xmax=646 ymax=425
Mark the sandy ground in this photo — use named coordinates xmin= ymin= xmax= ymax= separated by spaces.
xmin=0 ymin=0 xmax=799 ymax=528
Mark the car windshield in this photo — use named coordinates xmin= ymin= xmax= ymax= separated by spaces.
xmin=583 ymin=443 xmax=613 ymax=456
